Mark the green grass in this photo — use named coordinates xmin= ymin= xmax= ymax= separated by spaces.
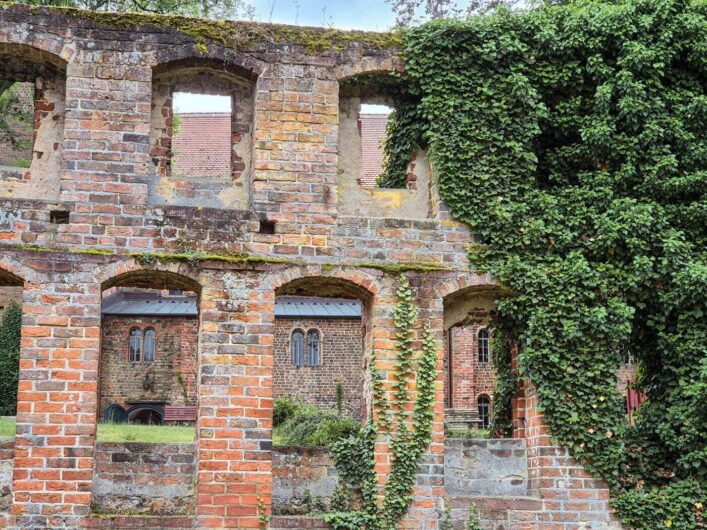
xmin=445 ymin=427 xmax=492 ymax=439
xmin=96 ymin=423 xmax=195 ymax=443
xmin=0 ymin=417 xmax=16 ymax=437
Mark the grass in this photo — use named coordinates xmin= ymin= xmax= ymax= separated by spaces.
xmin=445 ymin=427 xmax=492 ymax=439
xmin=0 ymin=418 xmax=195 ymax=442
xmin=0 ymin=417 xmax=16 ymax=437
xmin=96 ymin=423 xmax=195 ymax=443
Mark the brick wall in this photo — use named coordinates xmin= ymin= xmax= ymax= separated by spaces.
xmin=0 ymin=437 xmax=13 ymax=514
xmin=274 ymin=317 xmax=364 ymax=419
xmin=0 ymin=285 xmax=21 ymax=312
xmin=99 ymin=315 xmax=198 ymax=418
xmin=91 ymin=442 xmax=196 ymax=515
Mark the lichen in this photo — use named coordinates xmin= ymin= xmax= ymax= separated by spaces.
xmin=127 ymin=251 xmax=291 ymax=267
xmin=2 ymin=2 xmax=403 ymax=54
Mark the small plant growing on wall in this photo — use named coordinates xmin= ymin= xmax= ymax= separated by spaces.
xmin=336 ymin=382 xmax=344 ymax=416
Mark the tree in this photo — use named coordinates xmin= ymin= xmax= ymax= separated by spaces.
xmin=385 ymin=0 xmax=514 ymax=25
xmin=0 ymin=300 xmax=22 ymax=416
xmin=14 ymin=0 xmax=254 ymax=20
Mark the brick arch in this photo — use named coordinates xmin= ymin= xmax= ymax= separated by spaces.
xmin=0 ymin=41 xmax=70 ymax=70
xmin=267 ymin=265 xmax=380 ymax=302
xmin=435 ymin=272 xmax=499 ymax=301
xmin=151 ymin=50 xmax=264 ymax=81
xmin=95 ymin=260 xmax=203 ymax=294
xmin=335 ymin=57 xmax=404 ymax=82
xmin=0 ymin=255 xmax=39 ymax=285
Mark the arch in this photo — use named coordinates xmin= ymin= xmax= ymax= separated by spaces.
xmin=269 ymin=266 xmax=379 ymax=302
xmin=151 ymin=51 xmax=263 ymax=81
xmin=0 ymin=40 xmax=70 ymax=69
xmin=99 ymin=266 xmax=202 ymax=295
xmin=0 ymin=255 xmax=41 ymax=285
xmin=0 ymin=266 xmax=24 ymax=287
xmin=335 ymin=56 xmax=404 ymax=82
xmin=126 ymin=403 xmax=164 ymax=425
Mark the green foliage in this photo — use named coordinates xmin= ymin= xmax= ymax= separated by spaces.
xmin=444 ymin=426 xmax=491 ymax=439
xmin=466 ymin=505 xmax=482 ymax=530
xmin=325 ymin=275 xmax=439 ymax=529
xmin=439 ymin=506 xmax=453 ymax=530
xmin=490 ymin=324 xmax=517 ymax=437
xmin=272 ymin=397 xmax=360 ymax=447
xmin=0 ymin=83 xmax=34 ymax=157
xmin=336 ymin=382 xmax=344 ymax=416
xmin=0 ymin=300 xmax=21 ymax=416
xmin=13 ymin=0 xmax=254 ymax=19
xmin=383 ymin=0 xmax=706 ymax=525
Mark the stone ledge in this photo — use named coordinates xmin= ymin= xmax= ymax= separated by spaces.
xmin=270 ymin=515 xmax=331 ymax=529
xmin=81 ymin=516 xmax=194 ymax=528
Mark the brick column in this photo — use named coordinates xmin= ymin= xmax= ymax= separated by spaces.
xmin=194 ymin=270 xmax=273 ymax=529
xmin=11 ymin=274 xmax=100 ymax=529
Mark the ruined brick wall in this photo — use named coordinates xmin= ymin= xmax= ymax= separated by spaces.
xmin=0 ymin=437 xmax=12 ymax=515
xmin=0 ymin=4 xmax=622 ymax=528
xmin=99 ymin=315 xmax=198 ymax=418
xmin=91 ymin=442 xmax=196 ymax=516
xmin=446 ymin=321 xmax=496 ymax=412
xmin=274 ymin=317 xmax=364 ymax=419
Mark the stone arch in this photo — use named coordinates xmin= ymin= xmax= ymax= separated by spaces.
xmin=267 ymin=265 xmax=380 ymax=300
xmin=0 ymin=258 xmax=29 ymax=286
xmin=335 ymin=56 xmax=404 ymax=82
xmin=0 ymin=39 xmax=71 ymax=67
xmin=151 ymin=50 xmax=264 ymax=80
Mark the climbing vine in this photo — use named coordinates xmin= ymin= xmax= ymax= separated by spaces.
xmin=380 ymin=0 xmax=706 ymax=527
xmin=325 ymin=275 xmax=439 ymax=529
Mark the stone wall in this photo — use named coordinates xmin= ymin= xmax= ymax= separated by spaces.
xmin=274 ymin=317 xmax=364 ymax=419
xmin=99 ymin=315 xmax=199 ymax=418
xmin=0 ymin=437 xmax=13 ymax=514
xmin=91 ymin=442 xmax=196 ymax=515
xmin=272 ymin=446 xmax=339 ymax=515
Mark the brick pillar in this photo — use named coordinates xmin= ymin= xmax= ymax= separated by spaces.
xmin=194 ymin=271 xmax=273 ymax=529
xmin=523 ymin=387 xmax=622 ymax=528
xmin=11 ymin=275 xmax=100 ymax=529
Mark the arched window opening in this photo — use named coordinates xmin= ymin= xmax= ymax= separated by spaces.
xmin=478 ymin=395 xmax=491 ymax=429
xmin=307 ymin=329 xmax=321 ymax=366
xmin=129 ymin=328 xmax=142 ymax=363
xmin=478 ymin=328 xmax=490 ymax=364
xmin=292 ymin=329 xmax=305 ymax=367
xmin=143 ymin=328 xmax=156 ymax=362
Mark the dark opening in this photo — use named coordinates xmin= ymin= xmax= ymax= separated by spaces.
xmin=49 ymin=210 xmax=70 ymax=224
xmin=259 ymin=219 xmax=276 ymax=234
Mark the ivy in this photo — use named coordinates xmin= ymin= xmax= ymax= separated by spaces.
xmin=381 ymin=0 xmax=706 ymax=526
xmin=0 ymin=300 xmax=21 ymax=416
xmin=325 ymin=275 xmax=439 ymax=529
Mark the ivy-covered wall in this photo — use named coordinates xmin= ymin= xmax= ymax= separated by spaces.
xmin=380 ymin=0 xmax=705 ymax=527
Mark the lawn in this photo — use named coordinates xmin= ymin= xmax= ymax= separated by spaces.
xmin=96 ymin=423 xmax=195 ymax=443
xmin=0 ymin=418 xmax=194 ymax=443
xmin=0 ymin=417 xmax=15 ymax=437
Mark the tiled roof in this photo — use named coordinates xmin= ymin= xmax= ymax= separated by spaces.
xmin=275 ymin=296 xmax=362 ymax=318
xmin=359 ymin=113 xmax=389 ymax=189
xmin=172 ymin=113 xmax=231 ymax=179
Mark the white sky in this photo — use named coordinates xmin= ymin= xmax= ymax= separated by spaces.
xmin=174 ymin=92 xmax=393 ymax=115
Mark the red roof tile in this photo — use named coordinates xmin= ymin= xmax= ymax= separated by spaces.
xmin=172 ymin=113 xmax=231 ymax=179
xmin=359 ymin=113 xmax=389 ymax=188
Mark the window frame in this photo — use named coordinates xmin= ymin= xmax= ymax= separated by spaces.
xmin=306 ymin=328 xmax=321 ymax=367
xmin=143 ymin=327 xmax=157 ymax=363
xmin=291 ymin=328 xmax=305 ymax=367
xmin=477 ymin=327 xmax=490 ymax=364
xmin=128 ymin=327 xmax=142 ymax=363
xmin=477 ymin=394 xmax=491 ymax=429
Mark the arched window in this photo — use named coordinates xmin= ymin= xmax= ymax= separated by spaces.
xmin=478 ymin=395 xmax=491 ymax=429
xmin=307 ymin=329 xmax=321 ymax=366
xmin=478 ymin=328 xmax=490 ymax=363
xmin=143 ymin=328 xmax=156 ymax=362
xmin=292 ymin=329 xmax=305 ymax=367
xmin=129 ymin=328 xmax=142 ymax=362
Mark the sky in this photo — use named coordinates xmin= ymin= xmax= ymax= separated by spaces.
xmin=174 ymin=1 xmax=406 ymax=113
xmin=249 ymin=0 xmax=398 ymax=31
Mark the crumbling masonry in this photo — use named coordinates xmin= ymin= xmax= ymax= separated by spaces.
xmin=0 ymin=4 xmax=622 ymax=529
